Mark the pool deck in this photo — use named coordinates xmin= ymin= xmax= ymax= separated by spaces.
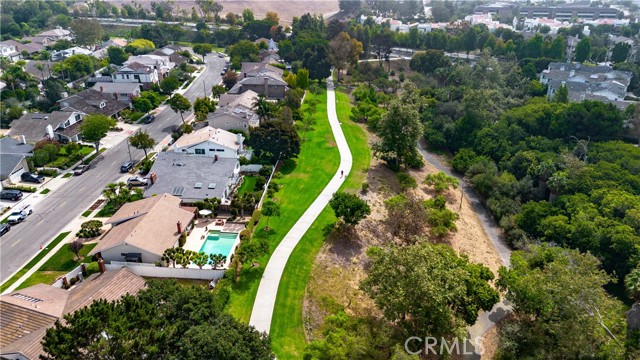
xmin=183 ymin=219 xmax=244 ymax=268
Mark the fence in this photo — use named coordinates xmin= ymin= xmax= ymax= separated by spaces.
xmin=52 ymin=264 xmax=84 ymax=288
xmin=105 ymin=261 xmax=225 ymax=280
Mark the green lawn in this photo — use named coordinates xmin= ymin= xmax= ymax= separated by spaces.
xmin=224 ymin=90 xmax=341 ymax=324
xmin=237 ymin=176 xmax=258 ymax=196
xmin=0 ymin=232 xmax=71 ymax=293
xmin=40 ymin=188 xmax=50 ymax=194
xmin=62 ymin=173 xmax=73 ymax=178
xmin=17 ymin=243 xmax=97 ymax=290
xmin=269 ymin=88 xmax=371 ymax=359
xmin=81 ymin=210 xmax=92 ymax=217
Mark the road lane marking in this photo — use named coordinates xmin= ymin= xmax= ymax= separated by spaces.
xmin=59 ymin=201 xmax=67 ymax=208
xmin=10 ymin=240 xmax=21 ymax=247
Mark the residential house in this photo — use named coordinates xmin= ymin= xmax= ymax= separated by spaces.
xmin=208 ymin=90 xmax=260 ymax=131
xmin=144 ymin=152 xmax=241 ymax=205
xmin=0 ymin=137 xmax=34 ymax=186
xmin=227 ymin=73 xmax=288 ymax=99
xmin=92 ymin=82 xmax=142 ymax=103
xmin=51 ymin=46 xmax=92 ymax=61
xmin=123 ymin=55 xmax=174 ymax=80
xmin=254 ymin=38 xmax=278 ymax=51
xmin=149 ymin=47 xmax=188 ymax=65
xmin=112 ymin=62 xmax=159 ymax=89
xmin=540 ymin=62 xmax=634 ymax=108
xmin=23 ymin=36 xmax=56 ymax=47
xmin=58 ymin=89 xmax=129 ymax=118
xmin=0 ymin=41 xmax=20 ymax=62
xmin=0 ymin=40 xmax=44 ymax=59
xmin=170 ymin=126 xmax=245 ymax=159
xmin=239 ymin=61 xmax=284 ymax=80
xmin=89 ymin=194 xmax=196 ymax=264
xmin=92 ymin=38 xmax=128 ymax=59
xmin=24 ymin=61 xmax=54 ymax=81
xmin=7 ymin=111 xmax=85 ymax=143
xmin=0 ymin=268 xmax=146 ymax=360
xmin=36 ymin=27 xmax=72 ymax=41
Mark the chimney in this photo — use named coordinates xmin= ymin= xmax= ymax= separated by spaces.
xmin=150 ymin=172 xmax=157 ymax=184
xmin=177 ymin=221 xmax=183 ymax=234
xmin=236 ymin=133 xmax=243 ymax=148
xmin=100 ymin=86 xmax=103 ymax=92
xmin=264 ymin=77 xmax=269 ymax=98
xmin=98 ymin=259 xmax=106 ymax=274
xmin=214 ymin=154 xmax=219 ymax=162
xmin=20 ymin=135 xmax=26 ymax=144
xmin=62 ymin=277 xmax=69 ymax=288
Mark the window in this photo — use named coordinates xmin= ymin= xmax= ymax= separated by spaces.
xmin=195 ymin=149 xmax=205 ymax=155
xmin=194 ymin=182 xmax=203 ymax=189
xmin=171 ymin=187 xmax=185 ymax=196
xmin=209 ymin=149 xmax=215 ymax=152
xmin=216 ymin=149 xmax=224 ymax=152
xmin=208 ymin=183 xmax=216 ymax=189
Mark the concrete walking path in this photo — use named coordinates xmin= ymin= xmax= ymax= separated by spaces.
xmin=249 ymin=78 xmax=353 ymax=333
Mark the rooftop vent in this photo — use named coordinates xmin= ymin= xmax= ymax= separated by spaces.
xmin=194 ymin=182 xmax=203 ymax=189
xmin=208 ymin=183 xmax=216 ymax=189
xmin=12 ymin=293 xmax=43 ymax=303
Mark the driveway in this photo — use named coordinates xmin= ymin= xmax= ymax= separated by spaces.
xmin=0 ymin=54 xmax=225 ymax=282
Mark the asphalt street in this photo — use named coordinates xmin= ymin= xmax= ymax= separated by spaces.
xmin=0 ymin=54 xmax=226 ymax=282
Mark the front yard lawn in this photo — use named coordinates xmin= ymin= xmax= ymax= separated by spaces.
xmin=224 ymin=90 xmax=341 ymax=324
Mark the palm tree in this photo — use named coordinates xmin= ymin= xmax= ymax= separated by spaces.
xmin=35 ymin=63 xmax=45 ymax=83
xmin=253 ymin=94 xmax=273 ymax=122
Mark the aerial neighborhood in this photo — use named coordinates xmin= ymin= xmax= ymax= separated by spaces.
xmin=1 ymin=0 xmax=640 ymax=359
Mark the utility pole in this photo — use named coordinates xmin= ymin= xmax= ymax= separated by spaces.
xmin=203 ymin=79 xmax=207 ymax=98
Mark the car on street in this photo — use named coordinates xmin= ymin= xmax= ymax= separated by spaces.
xmin=0 ymin=190 xmax=23 ymax=201
xmin=120 ymin=161 xmax=135 ymax=173
xmin=0 ymin=223 xmax=9 ymax=236
xmin=7 ymin=205 xmax=33 ymax=225
xmin=21 ymin=172 xmax=44 ymax=183
xmin=218 ymin=53 xmax=224 ymax=58
xmin=144 ymin=114 xmax=156 ymax=124
xmin=127 ymin=176 xmax=149 ymax=187
xmin=73 ymin=164 xmax=91 ymax=176
xmin=221 ymin=67 xmax=228 ymax=75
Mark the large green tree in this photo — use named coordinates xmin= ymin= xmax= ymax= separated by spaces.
xmin=168 ymin=94 xmax=191 ymax=123
xmin=107 ymin=46 xmax=129 ymax=66
xmin=372 ymin=85 xmax=423 ymax=170
xmin=574 ymin=37 xmax=591 ymax=63
xmin=80 ymin=114 xmax=116 ymax=154
xmin=70 ymin=18 xmax=104 ymax=47
xmin=193 ymin=43 xmax=213 ymax=61
xmin=129 ymin=129 xmax=157 ymax=159
xmin=329 ymin=191 xmax=371 ymax=226
xmin=497 ymin=246 xmax=626 ymax=359
xmin=249 ymin=120 xmax=300 ymax=162
xmin=361 ymin=243 xmax=499 ymax=340
xmin=41 ymin=280 xmax=274 ymax=360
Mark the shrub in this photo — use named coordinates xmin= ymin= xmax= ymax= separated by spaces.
xmin=390 ymin=70 xmax=395 ymax=76
xmin=179 ymin=232 xmax=187 ymax=247
xmin=397 ymin=172 xmax=417 ymax=191
xmin=239 ymin=229 xmax=251 ymax=241
xmin=76 ymin=220 xmax=103 ymax=238
xmin=140 ymin=160 xmax=154 ymax=175
xmin=4 ymin=185 xmax=36 ymax=193
xmin=259 ymin=165 xmax=273 ymax=177
xmin=37 ymin=169 xmax=59 ymax=177
xmin=451 ymin=148 xmax=479 ymax=174
xmin=84 ymin=262 xmax=100 ymax=276
xmin=361 ymin=182 xmax=370 ymax=193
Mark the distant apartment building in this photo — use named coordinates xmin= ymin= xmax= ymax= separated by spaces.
xmin=476 ymin=2 xmax=621 ymax=21
xmin=540 ymin=62 xmax=633 ymax=109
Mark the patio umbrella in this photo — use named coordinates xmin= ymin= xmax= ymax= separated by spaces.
xmin=198 ymin=209 xmax=213 ymax=216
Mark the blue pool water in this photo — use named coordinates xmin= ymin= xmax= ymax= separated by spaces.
xmin=199 ymin=231 xmax=238 ymax=258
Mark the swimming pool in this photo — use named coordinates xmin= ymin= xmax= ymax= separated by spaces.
xmin=199 ymin=231 xmax=239 ymax=258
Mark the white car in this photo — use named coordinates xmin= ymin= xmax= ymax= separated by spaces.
xmin=127 ymin=176 xmax=150 ymax=187
xmin=7 ymin=205 xmax=33 ymax=225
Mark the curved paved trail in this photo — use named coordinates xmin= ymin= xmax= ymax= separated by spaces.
xmin=249 ymin=77 xmax=353 ymax=333
xmin=416 ymin=141 xmax=513 ymax=358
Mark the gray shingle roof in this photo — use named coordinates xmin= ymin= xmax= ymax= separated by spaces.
xmin=144 ymin=152 xmax=240 ymax=202
xmin=7 ymin=112 xmax=79 ymax=143
xmin=59 ymin=89 xmax=128 ymax=117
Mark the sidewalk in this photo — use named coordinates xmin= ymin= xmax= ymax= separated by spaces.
xmin=249 ymin=77 xmax=353 ymax=333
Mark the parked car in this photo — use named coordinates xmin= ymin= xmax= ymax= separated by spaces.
xmin=0 ymin=223 xmax=9 ymax=236
xmin=218 ymin=53 xmax=224 ymax=58
xmin=73 ymin=164 xmax=90 ymax=176
xmin=7 ymin=205 xmax=32 ymax=225
xmin=144 ymin=114 xmax=156 ymax=124
xmin=120 ymin=161 xmax=135 ymax=173
xmin=21 ymin=172 xmax=44 ymax=183
xmin=127 ymin=176 xmax=149 ymax=187
xmin=0 ymin=190 xmax=23 ymax=201
xmin=220 ymin=67 xmax=228 ymax=75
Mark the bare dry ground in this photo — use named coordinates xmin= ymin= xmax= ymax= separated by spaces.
xmin=114 ymin=1 xmax=339 ymax=25
xmin=303 ymin=125 xmax=503 ymax=357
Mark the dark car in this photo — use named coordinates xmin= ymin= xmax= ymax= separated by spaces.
xmin=218 ymin=53 xmax=224 ymax=58
xmin=73 ymin=164 xmax=90 ymax=176
xmin=21 ymin=172 xmax=44 ymax=183
xmin=0 ymin=224 xmax=9 ymax=236
xmin=120 ymin=161 xmax=135 ymax=173
xmin=144 ymin=114 xmax=156 ymax=124
xmin=220 ymin=67 xmax=228 ymax=75
xmin=0 ymin=190 xmax=23 ymax=201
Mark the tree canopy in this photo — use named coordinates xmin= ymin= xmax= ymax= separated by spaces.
xmin=42 ymin=280 xmax=274 ymax=360
xmin=80 ymin=114 xmax=116 ymax=154
xmin=329 ymin=191 xmax=371 ymax=226
xmin=249 ymin=120 xmax=301 ymax=163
